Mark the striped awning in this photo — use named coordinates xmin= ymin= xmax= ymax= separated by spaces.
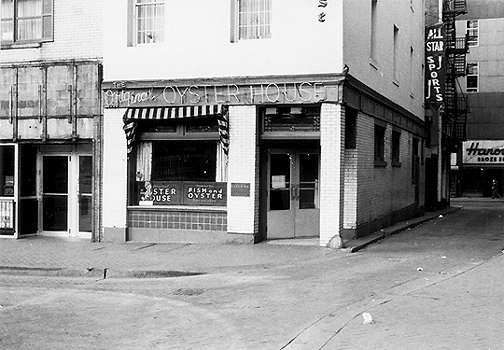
xmin=123 ymin=105 xmax=229 ymax=156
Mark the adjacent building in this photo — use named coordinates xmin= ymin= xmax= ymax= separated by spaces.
xmin=0 ymin=0 xmax=103 ymax=240
xmin=452 ymin=0 xmax=504 ymax=198
xmin=102 ymin=0 xmax=426 ymax=246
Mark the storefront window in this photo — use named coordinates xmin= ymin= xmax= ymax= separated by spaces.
xmin=133 ymin=140 xmax=227 ymax=206
xmin=151 ymin=142 xmax=217 ymax=182
xmin=0 ymin=146 xmax=15 ymax=197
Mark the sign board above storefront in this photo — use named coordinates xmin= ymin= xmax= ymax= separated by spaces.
xmin=139 ymin=181 xmax=227 ymax=206
xmin=103 ymin=78 xmax=343 ymax=108
xmin=463 ymin=141 xmax=504 ymax=165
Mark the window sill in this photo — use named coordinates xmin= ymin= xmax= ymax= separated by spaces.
xmin=392 ymin=160 xmax=402 ymax=168
xmin=1 ymin=42 xmax=42 ymax=50
xmin=128 ymin=205 xmax=227 ymax=212
xmin=374 ymin=160 xmax=387 ymax=168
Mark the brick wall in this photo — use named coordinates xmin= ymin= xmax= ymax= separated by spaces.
xmin=227 ymin=105 xmax=259 ymax=237
xmin=320 ymin=103 xmax=344 ymax=247
xmin=354 ymin=111 xmax=423 ymax=232
xmin=344 ymin=149 xmax=358 ymax=229
xmin=0 ymin=0 xmax=102 ymax=63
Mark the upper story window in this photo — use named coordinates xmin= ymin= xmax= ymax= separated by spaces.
xmin=466 ymin=20 xmax=479 ymax=47
xmin=466 ymin=62 xmax=479 ymax=93
xmin=0 ymin=0 xmax=53 ymax=46
xmin=231 ymin=0 xmax=271 ymax=42
xmin=135 ymin=0 xmax=164 ymax=44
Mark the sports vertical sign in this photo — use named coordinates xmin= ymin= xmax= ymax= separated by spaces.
xmin=425 ymin=23 xmax=446 ymax=108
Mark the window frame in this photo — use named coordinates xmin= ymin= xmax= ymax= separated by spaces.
xmin=0 ymin=0 xmax=53 ymax=47
xmin=466 ymin=62 xmax=479 ymax=93
xmin=466 ymin=19 xmax=479 ymax=47
xmin=128 ymin=0 xmax=165 ymax=47
xmin=231 ymin=0 xmax=272 ymax=43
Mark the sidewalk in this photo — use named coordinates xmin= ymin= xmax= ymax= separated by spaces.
xmin=284 ymin=252 xmax=504 ymax=350
xmin=0 ymin=207 xmax=460 ymax=279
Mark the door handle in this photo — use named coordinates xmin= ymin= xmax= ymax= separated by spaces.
xmin=291 ymin=184 xmax=299 ymax=200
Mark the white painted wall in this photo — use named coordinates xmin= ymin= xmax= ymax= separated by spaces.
xmin=343 ymin=0 xmax=425 ymax=119
xmin=103 ymin=0 xmax=344 ymax=81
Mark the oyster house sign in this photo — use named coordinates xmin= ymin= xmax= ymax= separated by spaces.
xmin=103 ymin=81 xmax=336 ymax=108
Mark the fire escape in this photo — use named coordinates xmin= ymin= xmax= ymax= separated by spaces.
xmin=442 ymin=0 xmax=470 ymax=151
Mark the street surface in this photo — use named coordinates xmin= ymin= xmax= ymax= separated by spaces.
xmin=1 ymin=198 xmax=504 ymax=349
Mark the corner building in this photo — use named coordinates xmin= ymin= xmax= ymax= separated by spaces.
xmin=0 ymin=0 xmax=102 ymax=240
xmin=102 ymin=0 xmax=426 ymax=246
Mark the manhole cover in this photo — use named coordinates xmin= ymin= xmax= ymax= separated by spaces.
xmin=172 ymin=288 xmax=205 ymax=296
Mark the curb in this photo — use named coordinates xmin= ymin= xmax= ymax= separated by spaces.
xmin=343 ymin=206 xmax=462 ymax=253
xmin=0 ymin=266 xmax=207 ymax=280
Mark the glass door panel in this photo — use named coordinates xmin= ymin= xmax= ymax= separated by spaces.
xmin=0 ymin=145 xmax=15 ymax=235
xmin=78 ymin=156 xmax=92 ymax=232
xmin=298 ymin=153 xmax=319 ymax=210
xmin=42 ymin=156 xmax=68 ymax=232
xmin=269 ymin=154 xmax=291 ymax=211
xmin=295 ymin=151 xmax=320 ymax=237
xmin=19 ymin=145 xmax=38 ymax=235
xmin=267 ymin=151 xmax=295 ymax=239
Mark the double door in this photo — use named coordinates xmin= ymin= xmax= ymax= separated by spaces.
xmin=18 ymin=151 xmax=92 ymax=238
xmin=267 ymin=148 xmax=320 ymax=239
xmin=40 ymin=154 xmax=92 ymax=237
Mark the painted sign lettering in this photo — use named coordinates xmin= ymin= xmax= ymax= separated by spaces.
xmin=318 ymin=0 xmax=328 ymax=22
xmin=463 ymin=141 xmax=504 ymax=165
xmin=104 ymin=82 xmax=329 ymax=108
xmin=425 ymin=23 xmax=446 ymax=106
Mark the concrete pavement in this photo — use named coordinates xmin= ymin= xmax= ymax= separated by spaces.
xmin=0 ymin=206 xmax=461 ymax=279
xmin=2 ymin=199 xmax=504 ymax=349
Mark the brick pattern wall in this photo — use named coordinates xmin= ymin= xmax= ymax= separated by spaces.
xmin=102 ymin=109 xmax=128 ymax=233
xmin=128 ymin=209 xmax=227 ymax=232
xmin=0 ymin=0 xmax=102 ymax=63
xmin=344 ymin=149 xmax=358 ymax=229
xmin=227 ymin=105 xmax=258 ymax=236
xmin=355 ymin=111 xmax=421 ymax=227
xmin=319 ymin=103 xmax=344 ymax=246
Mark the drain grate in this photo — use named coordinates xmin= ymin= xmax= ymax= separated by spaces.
xmin=172 ymin=288 xmax=205 ymax=296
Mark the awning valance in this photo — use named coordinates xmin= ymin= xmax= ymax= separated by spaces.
xmin=123 ymin=105 xmax=229 ymax=156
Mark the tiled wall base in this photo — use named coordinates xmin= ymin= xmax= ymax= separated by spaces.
xmin=126 ymin=208 xmax=254 ymax=244
xmin=127 ymin=228 xmax=254 ymax=244
xmin=128 ymin=209 xmax=227 ymax=231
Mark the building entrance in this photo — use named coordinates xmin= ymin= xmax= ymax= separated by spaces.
xmin=41 ymin=154 xmax=92 ymax=238
xmin=267 ymin=148 xmax=320 ymax=239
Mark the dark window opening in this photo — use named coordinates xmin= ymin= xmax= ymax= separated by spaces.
xmin=345 ymin=108 xmax=357 ymax=149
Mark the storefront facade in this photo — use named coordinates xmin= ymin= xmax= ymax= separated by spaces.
xmin=102 ymin=74 xmax=425 ymax=246
xmin=454 ymin=140 xmax=504 ymax=197
xmin=0 ymin=61 xmax=101 ymax=240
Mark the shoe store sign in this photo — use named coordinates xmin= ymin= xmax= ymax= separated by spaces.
xmin=463 ymin=141 xmax=504 ymax=164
